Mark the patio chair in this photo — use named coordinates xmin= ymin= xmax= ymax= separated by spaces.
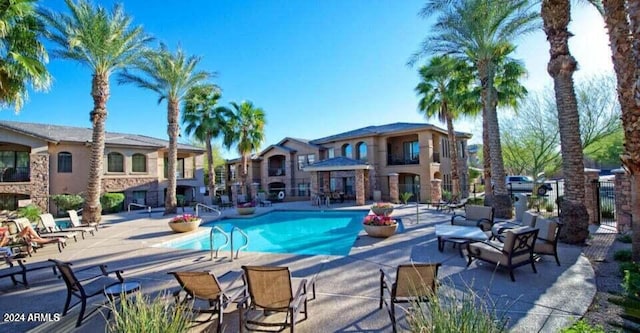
xmin=445 ymin=196 xmax=468 ymax=213
xmin=466 ymin=227 xmax=539 ymax=282
xmin=168 ymin=270 xmax=246 ymax=332
xmin=533 ymin=217 xmax=563 ymax=266
xmin=49 ymin=259 xmax=126 ymax=327
xmin=451 ymin=205 xmax=495 ymax=232
xmin=379 ymin=263 xmax=441 ymax=333
xmin=0 ymin=253 xmax=57 ymax=288
xmin=220 ymin=195 xmax=233 ymax=209
xmin=39 ymin=213 xmax=94 ymax=240
xmin=491 ymin=211 xmax=538 ymax=241
xmin=1 ymin=221 xmax=35 ymax=256
xmin=241 ymin=265 xmax=317 ymax=333
xmin=67 ymin=210 xmax=98 ymax=231
xmin=12 ymin=218 xmax=72 ymax=252
xmin=257 ymin=192 xmax=272 ymax=207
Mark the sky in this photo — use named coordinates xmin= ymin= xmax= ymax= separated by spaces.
xmin=2 ymin=1 xmax=613 ymax=158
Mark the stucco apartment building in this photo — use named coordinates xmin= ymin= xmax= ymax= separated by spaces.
xmin=225 ymin=122 xmax=471 ymax=205
xmin=0 ymin=121 xmax=205 ymax=213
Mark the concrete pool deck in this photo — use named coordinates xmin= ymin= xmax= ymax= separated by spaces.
xmin=0 ymin=201 xmax=596 ymax=332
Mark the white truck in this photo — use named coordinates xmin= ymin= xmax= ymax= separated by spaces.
xmin=505 ymin=175 xmax=553 ymax=196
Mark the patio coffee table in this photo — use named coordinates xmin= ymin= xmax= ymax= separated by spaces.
xmin=435 ymin=224 xmax=488 ymax=257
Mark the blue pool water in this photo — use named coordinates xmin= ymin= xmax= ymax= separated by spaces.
xmin=163 ymin=210 xmax=370 ymax=256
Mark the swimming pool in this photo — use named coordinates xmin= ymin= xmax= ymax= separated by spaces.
xmin=161 ymin=210 xmax=370 ymax=256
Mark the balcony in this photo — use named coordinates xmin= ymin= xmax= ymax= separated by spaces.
xmin=387 ymin=155 xmax=419 ymax=166
xmin=268 ymin=167 xmax=285 ymax=177
xmin=432 ymin=152 xmax=440 ymax=164
xmin=0 ymin=167 xmax=30 ymax=182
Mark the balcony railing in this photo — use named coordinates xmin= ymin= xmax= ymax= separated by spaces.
xmin=268 ymin=167 xmax=285 ymax=177
xmin=387 ymin=155 xmax=419 ymax=166
xmin=0 ymin=167 xmax=30 ymax=182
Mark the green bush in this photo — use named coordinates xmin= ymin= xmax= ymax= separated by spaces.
xmin=545 ymin=200 xmax=555 ymax=213
xmin=176 ymin=194 xmax=185 ymax=206
xmin=442 ymin=190 xmax=452 ymax=202
xmin=615 ymin=249 xmax=633 ymax=262
xmin=468 ymin=197 xmax=484 ymax=205
xmin=601 ymin=203 xmax=615 ymax=219
xmin=400 ymin=192 xmax=413 ymax=204
xmin=100 ymin=193 xmax=125 ymax=213
xmin=560 ymin=319 xmax=605 ymax=333
xmin=618 ymin=233 xmax=632 ymax=243
xmin=17 ymin=204 xmax=42 ymax=222
xmin=50 ymin=194 xmax=84 ymax=212
xmin=106 ymin=291 xmax=192 ymax=333
xmin=472 ymin=184 xmax=485 ymax=193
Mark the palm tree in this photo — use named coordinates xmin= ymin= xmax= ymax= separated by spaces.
xmin=540 ymin=0 xmax=589 ymax=244
xmin=597 ymin=0 xmax=640 ymax=258
xmin=413 ymin=0 xmax=537 ymax=218
xmin=40 ymin=0 xmax=151 ymax=224
xmin=415 ymin=56 xmax=474 ymax=199
xmin=182 ymin=84 xmax=232 ymax=205
xmin=118 ymin=44 xmax=212 ymax=215
xmin=225 ymin=101 xmax=266 ymax=191
xmin=0 ymin=0 xmax=51 ymax=111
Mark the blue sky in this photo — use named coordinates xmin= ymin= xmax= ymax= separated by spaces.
xmin=2 ymin=1 xmax=611 ymax=158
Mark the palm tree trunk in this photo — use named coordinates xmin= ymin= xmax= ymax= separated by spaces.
xmin=479 ymin=61 xmax=512 ymax=218
xmin=205 ymin=135 xmax=216 ymax=205
xmin=542 ymin=0 xmax=588 ymax=244
xmin=482 ymin=108 xmax=492 ymax=197
xmin=242 ymin=153 xmax=248 ymax=195
xmin=446 ymin=115 xmax=460 ymax=198
xmin=164 ymin=98 xmax=180 ymax=214
xmin=607 ymin=0 xmax=640 ymax=260
xmin=82 ymin=73 xmax=109 ymax=224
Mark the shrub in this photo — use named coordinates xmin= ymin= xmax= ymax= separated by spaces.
xmin=400 ymin=192 xmax=413 ymax=204
xmin=618 ymin=233 xmax=632 ymax=243
xmin=50 ymin=194 xmax=84 ymax=212
xmin=468 ymin=197 xmax=484 ymax=205
xmin=17 ymin=204 xmax=42 ymax=222
xmin=472 ymin=184 xmax=485 ymax=193
xmin=176 ymin=194 xmax=185 ymax=206
xmin=560 ymin=319 xmax=605 ymax=333
xmin=100 ymin=193 xmax=125 ymax=213
xmin=442 ymin=190 xmax=452 ymax=202
xmin=615 ymin=249 xmax=633 ymax=262
xmin=601 ymin=203 xmax=615 ymax=219
xmin=545 ymin=200 xmax=555 ymax=213
xmin=106 ymin=291 xmax=192 ymax=333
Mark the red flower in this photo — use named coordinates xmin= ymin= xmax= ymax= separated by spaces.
xmin=363 ymin=214 xmax=396 ymax=226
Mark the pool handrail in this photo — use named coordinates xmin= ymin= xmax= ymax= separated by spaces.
xmin=231 ymin=227 xmax=249 ymax=260
xmin=195 ymin=203 xmax=222 ymax=219
xmin=210 ymin=226 xmax=230 ymax=261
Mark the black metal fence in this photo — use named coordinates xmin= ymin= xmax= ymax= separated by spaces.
xmin=595 ymin=180 xmax=616 ymax=226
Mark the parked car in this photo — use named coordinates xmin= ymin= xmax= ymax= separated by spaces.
xmin=505 ymin=175 xmax=553 ymax=196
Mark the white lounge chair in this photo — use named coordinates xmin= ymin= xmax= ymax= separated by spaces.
xmin=67 ymin=210 xmax=98 ymax=232
xmin=39 ymin=213 xmax=94 ymax=240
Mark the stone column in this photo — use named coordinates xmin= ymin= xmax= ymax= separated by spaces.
xmin=431 ymin=179 xmax=442 ymax=203
xmin=364 ymin=170 xmax=370 ymax=201
xmin=310 ymin=172 xmax=319 ymax=196
xmin=613 ymin=168 xmax=631 ymax=232
xmin=30 ymin=153 xmax=49 ymax=212
xmin=322 ymin=171 xmax=331 ymax=193
xmin=250 ymin=183 xmax=259 ymax=203
xmin=355 ymin=169 xmax=365 ymax=206
xmin=584 ymin=169 xmax=600 ymax=225
xmin=231 ymin=183 xmax=240 ymax=205
xmin=389 ymin=173 xmax=399 ymax=204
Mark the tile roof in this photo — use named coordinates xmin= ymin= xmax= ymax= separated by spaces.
xmin=0 ymin=120 xmax=204 ymax=152
xmin=309 ymin=122 xmax=471 ymax=144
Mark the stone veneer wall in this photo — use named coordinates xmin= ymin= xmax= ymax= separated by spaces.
xmin=30 ymin=153 xmax=49 ymax=212
xmin=614 ymin=170 xmax=632 ymax=232
xmin=389 ymin=173 xmax=399 ymax=204
xmin=430 ymin=179 xmax=442 ymax=203
xmin=102 ymin=178 xmax=160 ymax=207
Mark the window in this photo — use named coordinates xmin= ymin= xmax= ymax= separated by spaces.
xmin=327 ymin=148 xmax=335 ymax=159
xmin=132 ymin=154 xmax=147 ymax=172
xmin=356 ymin=142 xmax=367 ymax=162
xmin=441 ymin=138 xmax=451 ymax=158
xmin=298 ymin=155 xmax=306 ymax=170
xmin=163 ymin=157 xmax=185 ymax=178
xmin=403 ymin=141 xmax=419 ymax=161
xmin=107 ymin=152 xmax=124 ymax=172
xmin=307 ymin=154 xmax=315 ymax=165
xmin=57 ymin=152 xmax=72 ymax=173
xmin=132 ymin=190 xmax=146 ymax=205
xmin=342 ymin=144 xmax=352 ymax=158
xmin=297 ymin=183 xmax=309 ymax=196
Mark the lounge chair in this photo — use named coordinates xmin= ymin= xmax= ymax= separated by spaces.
xmin=241 ymin=265 xmax=317 ymax=333
xmin=168 ymin=270 xmax=246 ymax=332
xmin=445 ymin=197 xmax=469 ymax=213
xmin=379 ymin=263 xmax=441 ymax=333
xmin=39 ymin=213 xmax=94 ymax=240
xmin=533 ymin=217 xmax=563 ymax=266
xmin=49 ymin=259 xmax=126 ymax=327
xmin=466 ymin=227 xmax=539 ymax=282
xmin=11 ymin=218 xmax=71 ymax=252
xmin=257 ymin=192 xmax=272 ymax=207
xmin=451 ymin=205 xmax=495 ymax=232
xmin=67 ymin=210 xmax=98 ymax=231
xmin=491 ymin=211 xmax=538 ymax=241
xmin=0 ymin=254 xmax=57 ymax=288
xmin=220 ymin=195 xmax=233 ymax=209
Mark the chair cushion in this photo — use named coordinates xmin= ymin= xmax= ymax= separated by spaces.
xmin=452 ymin=217 xmax=479 ymax=227
xmin=465 ymin=205 xmax=492 ymax=220
xmin=536 ymin=218 xmax=557 ymax=242
xmin=534 ymin=240 xmax=554 ymax=254
xmin=522 ymin=212 xmax=537 ymax=228
xmin=469 ymin=239 xmax=532 ymax=266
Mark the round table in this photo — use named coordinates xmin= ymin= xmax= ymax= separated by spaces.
xmin=104 ymin=281 xmax=141 ymax=318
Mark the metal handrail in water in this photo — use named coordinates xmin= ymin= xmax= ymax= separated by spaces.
xmin=210 ymin=226 xmax=230 ymax=261
xmin=231 ymin=227 xmax=249 ymax=260
xmin=195 ymin=203 xmax=222 ymax=218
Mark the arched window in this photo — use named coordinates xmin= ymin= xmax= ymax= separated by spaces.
xmin=132 ymin=153 xmax=147 ymax=172
xmin=107 ymin=152 xmax=124 ymax=172
xmin=341 ymin=144 xmax=352 ymax=158
xmin=356 ymin=142 xmax=367 ymax=162
xmin=57 ymin=152 xmax=72 ymax=173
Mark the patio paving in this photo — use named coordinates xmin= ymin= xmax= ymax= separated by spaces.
xmin=0 ymin=201 xmax=595 ymax=333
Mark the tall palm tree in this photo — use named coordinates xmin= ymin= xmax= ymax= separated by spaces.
xmin=597 ymin=0 xmax=640 ymax=258
xmin=540 ymin=0 xmax=588 ymax=244
xmin=40 ymin=0 xmax=151 ymax=224
xmin=182 ymin=84 xmax=232 ymax=205
xmin=414 ymin=0 xmax=537 ymax=218
xmin=225 ymin=101 xmax=266 ymax=191
xmin=0 ymin=0 xmax=51 ymax=111
xmin=118 ymin=44 xmax=212 ymax=215
xmin=415 ymin=56 xmax=474 ymax=199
